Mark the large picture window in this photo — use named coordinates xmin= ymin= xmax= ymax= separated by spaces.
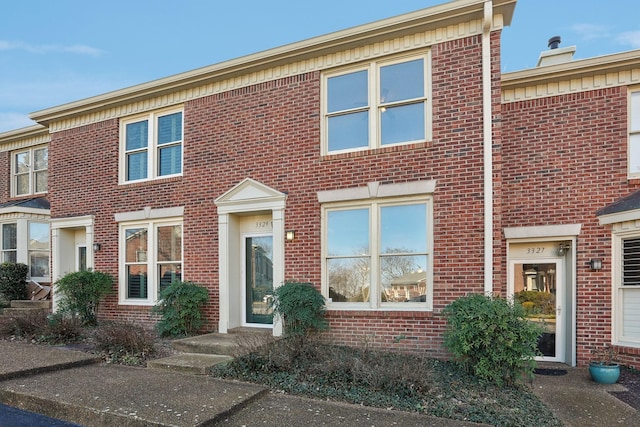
xmin=12 ymin=146 xmax=48 ymax=196
xmin=323 ymin=53 xmax=430 ymax=154
xmin=121 ymin=109 xmax=183 ymax=183
xmin=323 ymin=198 xmax=431 ymax=309
xmin=120 ymin=219 xmax=182 ymax=304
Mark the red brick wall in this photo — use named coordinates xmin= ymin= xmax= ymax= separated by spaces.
xmin=50 ymin=33 xmax=499 ymax=353
xmin=0 ymin=151 xmax=10 ymax=202
xmin=502 ymin=87 xmax=640 ymax=367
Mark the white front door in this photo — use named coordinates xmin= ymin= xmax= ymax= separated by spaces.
xmin=509 ymin=246 xmax=565 ymax=362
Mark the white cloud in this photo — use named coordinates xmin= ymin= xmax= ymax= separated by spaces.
xmin=0 ymin=40 xmax=103 ymax=57
xmin=616 ymin=31 xmax=640 ymax=49
xmin=570 ymin=24 xmax=611 ymax=41
xmin=0 ymin=113 xmax=38 ymax=133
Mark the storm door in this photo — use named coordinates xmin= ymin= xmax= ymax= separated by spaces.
xmin=243 ymin=234 xmax=274 ymax=326
xmin=510 ymin=258 xmax=565 ymax=362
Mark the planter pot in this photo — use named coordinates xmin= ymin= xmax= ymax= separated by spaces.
xmin=589 ymin=362 xmax=620 ymax=384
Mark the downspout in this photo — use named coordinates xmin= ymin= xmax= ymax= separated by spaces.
xmin=482 ymin=1 xmax=493 ymax=295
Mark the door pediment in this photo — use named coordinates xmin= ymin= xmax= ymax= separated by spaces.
xmin=215 ymin=178 xmax=287 ymax=214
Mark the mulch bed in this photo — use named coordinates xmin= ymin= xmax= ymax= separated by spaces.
xmin=610 ymin=368 xmax=640 ymax=410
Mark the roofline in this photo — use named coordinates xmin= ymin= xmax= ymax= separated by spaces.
xmin=0 ymin=124 xmax=49 ymax=145
xmin=30 ymin=0 xmax=515 ymax=126
xmin=502 ymin=49 xmax=640 ymax=89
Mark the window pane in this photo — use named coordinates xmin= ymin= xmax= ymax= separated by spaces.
xmin=126 ymin=120 xmax=148 ymax=151
xmin=125 ymin=228 xmax=148 ymax=262
xmin=623 ymin=238 xmax=640 ymax=286
xmin=630 ymin=134 xmax=640 ymax=174
xmin=158 ymin=145 xmax=182 ymax=176
xmin=16 ymin=175 xmax=29 ymax=195
xmin=328 ymin=209 xmax=369 ymax=256
xmin=29 ymin=222 xmax=49 ymax=249
xmin=328 ymin=111 xmax=369 ymax=152
xmin=159 ymin=263 xmax=182 ymax=294
xmin=328 ymin=70 xmax=368 ymax=112
xmin=381 ymin=102 xmax=425 ymax=145
xmin=381 ymin=255 xmax=427 ymax=303
xmin=3 ymin=224 xmax=17 ymax=250
xmin=328 ymin=257 xmax=370 ymax=302
xmin=30 ymin=252 xmax=49 ymax=277
xmin=157 ymin=225 xmax=182 ymax=262
xmin=380 ymin=59 xmax=424 ymax=103
xmin=380 ymin=204 xmax=427 ymax=253
xmin=34 ymin=148 xmax=48 ymax=170
xmin=35 ymin=171 xmax=48 ymax=192
xmin=3 ymin=251 xmax=17 ymax=263
xmin=127 ymin=152 xmax=148 ymax=180
xmin=127 ymin=265 xmax=148 ymax=298
xmin=632 ymin=92 xmax=640 ymax=132
xmin=15 ymin=152 xmax=29 ymax=174
xmin=158 ymin=112 xmax=182 ymax=145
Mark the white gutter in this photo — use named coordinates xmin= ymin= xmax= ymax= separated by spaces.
xmin=483 ymin=1 xmax=493 ymax=294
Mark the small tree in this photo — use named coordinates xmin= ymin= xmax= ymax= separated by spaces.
xmin=0 ymin=262 xmax=29 ymax=302
xmin=55 ymin=270 xmax=114 ymax=326
xmin=152 ymin=281 xmax=209 ymax=337
xmin=271 ymin=281 xmax=327 ymax=339
xmin=442 ymin=293 xmax=543 ymax=386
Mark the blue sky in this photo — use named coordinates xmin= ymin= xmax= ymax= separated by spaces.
xmin=1 ymin=0 xmax=639 ymax=133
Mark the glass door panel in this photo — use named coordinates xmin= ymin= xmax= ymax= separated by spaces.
xmin=513 ymin=262 xmax=558 ymax=358
xmin=245 ymin=235 xmax=274 ymax=325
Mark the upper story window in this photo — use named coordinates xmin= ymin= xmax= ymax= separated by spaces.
xmin=630 ymin=90 xmax=640 ymax=177
xmin=13 ymin=146 xmax=48 ymax=196
xmin=120 ymin=108 xmax=183 ymax=183
xmin=323 ymin=53 xmax=430 ymax=154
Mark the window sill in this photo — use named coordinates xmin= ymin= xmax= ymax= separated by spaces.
xmin=321 ymin=141 xmax=430 ymax=161
xmin=118 ymin=300 xmax=155 ymax=307
xmin=326 ymin=306 xmax=433 ymax=316
xmin=119 ymin=175 xmax=182 ymax=187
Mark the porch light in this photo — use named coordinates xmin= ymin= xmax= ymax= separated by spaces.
xmin=589 ymin=258 xmax=603 ymax=270
xmin=93 ymin=243 xmax=101 ymax=252
xmin=285 ymin=230 xmax=295 ymax=241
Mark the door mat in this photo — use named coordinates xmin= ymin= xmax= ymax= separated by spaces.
xmin=534 ymin=368 xmax=567 ymax=376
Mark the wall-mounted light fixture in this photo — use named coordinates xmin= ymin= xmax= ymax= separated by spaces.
xmin=589 ymin=258 xmax=603 ymax=270
xmin=93 ymin=243 xmax=101 ymax=252
xmin=285 ymin=230 xmax=295 ymax=241
xmin=557 ymin=242 xmax=571 ymax=256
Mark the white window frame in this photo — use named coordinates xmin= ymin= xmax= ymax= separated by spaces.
xmin=629 ymin=88 xmax=640 ymax=178
xmin=119 ymin=107 xmax=184 ymax=184
xmin=0 ymin=219 xmax=50 ymax=282
xmin=118 ymin=217 xmax=183 ymax=305
xmin=12 ymin=145 xmax=48 ymax=197
xmin=1 ymin=222 xmax=17 ymax=263
xmin=321 ymin=52 xmax=432 ymax=155
xmin=321 ymin=194 xmax=433 ymax=311
xmin=613 ymin=229 xmax=640 ymax=348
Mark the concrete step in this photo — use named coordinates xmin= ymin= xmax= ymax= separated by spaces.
xmin=171 ymin=329 xmax=272 ymax=356
xmin=1 ymin=307 xmax=49 ymax=316
xmin=10 ymin=300 xmax=51 ymax=309
xmin=147 ymin=353 xmax=233 ymax=375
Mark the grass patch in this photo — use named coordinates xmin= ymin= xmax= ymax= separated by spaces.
xmin=212 ymin=337 xmax=563 ymax=427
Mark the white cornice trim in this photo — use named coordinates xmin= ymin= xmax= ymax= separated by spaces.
xmin=502 ymin=49 xmax=640 ymax=103
xmin=114 ymin=206 xmax=184 ymax=223
xmin=318 ymin=180 xmax=437 ymax=203
xmin=0 ymin=125 xmax=50 ymax=152
xmin=31 ymin=0 xmax=514 ymax=132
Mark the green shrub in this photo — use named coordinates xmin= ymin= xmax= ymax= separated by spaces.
xmin=0 ymin=262 xmax=29 ymax=302
xmin=94 ymin=321 xmax=156 ymax=365
xmin=271 ymin=281 xmax=327 ymax=338
xmin=442 ymin=294 xmax=543 ymax=386
xmin=55 ymin=270 xmax=114 ymax=326
xmin=152 ymin=281 xmax=209 ymax=337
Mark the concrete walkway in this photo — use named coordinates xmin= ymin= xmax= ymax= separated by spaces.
xmin=0 ymin=340 xmax=638 ymax=426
